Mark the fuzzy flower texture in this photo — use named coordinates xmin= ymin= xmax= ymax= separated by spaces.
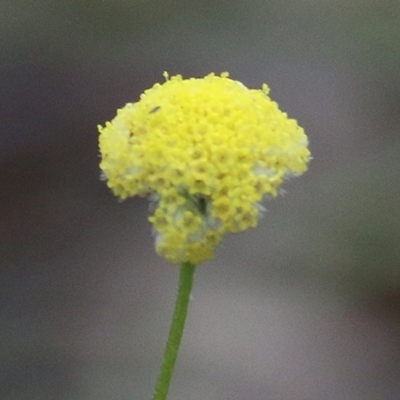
xmin=99 ymin=73 xmax=310 ymax=265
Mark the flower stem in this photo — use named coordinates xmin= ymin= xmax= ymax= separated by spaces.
xmin=152 ymin=261 xmax=196 ymax=400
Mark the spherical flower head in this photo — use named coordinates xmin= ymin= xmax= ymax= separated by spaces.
xmin=99 ymin=72 xmax=310 ymax=265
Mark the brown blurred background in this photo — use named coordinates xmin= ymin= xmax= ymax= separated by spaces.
xmin=1 ymin=1 xmax=400 ymax=399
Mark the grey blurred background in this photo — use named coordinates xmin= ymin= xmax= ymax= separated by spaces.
xmin=1 ymin=1 xmax=400 ymax=399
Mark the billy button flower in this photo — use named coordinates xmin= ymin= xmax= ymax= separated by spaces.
xmin=99 ymin=72 xmax=310 ymax=264
xmin=98 ymin=72 xmax=310 ymax=400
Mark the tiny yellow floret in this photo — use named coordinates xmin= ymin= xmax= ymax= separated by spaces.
xmin=99 ymin=72 xmax=310 ymax=264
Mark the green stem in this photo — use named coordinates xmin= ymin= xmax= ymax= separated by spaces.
xmin=152 ymin=261 xmax=196 ymax=400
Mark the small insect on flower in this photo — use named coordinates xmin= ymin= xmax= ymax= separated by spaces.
xmin=150 ymin=106 xmax=161 ymax=114
xmin=98 ymin=72 xmax=310 ymax=264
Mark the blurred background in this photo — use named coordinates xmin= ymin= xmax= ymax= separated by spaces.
xmin=1 ymin=1 xmax=400 ymax=399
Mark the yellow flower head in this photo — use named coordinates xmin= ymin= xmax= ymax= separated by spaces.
xmin=99 ymin=72 xmax=310 ymax=264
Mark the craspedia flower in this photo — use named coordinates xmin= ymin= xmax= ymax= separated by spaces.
xmin=98 ymin=72 xmax=310 ymax=265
